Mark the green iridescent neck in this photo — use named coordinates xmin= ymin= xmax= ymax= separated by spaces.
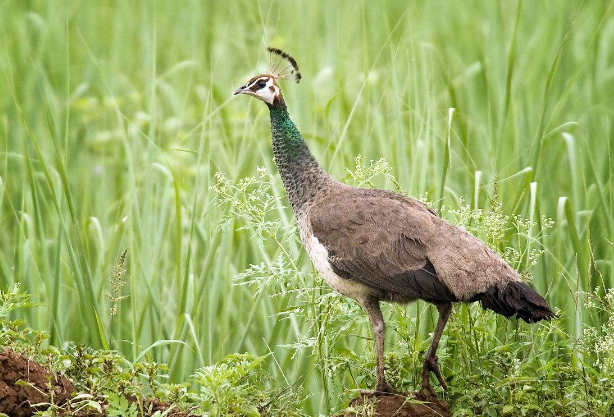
xmin=268 ymin=103 xmax=332 ymax=212
xmin=269 ymin=105 xmax=305 ymax=157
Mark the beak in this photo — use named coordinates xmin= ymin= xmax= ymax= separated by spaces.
xmin=233 ymin=85 xmax=247 ymax=96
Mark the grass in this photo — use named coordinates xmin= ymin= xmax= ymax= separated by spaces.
xmin=1 ymin=0 xmax=614 ymax=415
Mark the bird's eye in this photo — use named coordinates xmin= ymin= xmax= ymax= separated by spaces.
xmin=257 ymin=81 xmax=267 ymax=89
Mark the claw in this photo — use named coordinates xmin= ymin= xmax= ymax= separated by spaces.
xmin=375 ymin=380 xmax=401 ymax=395
xmin=417 ymin=386 xmax=437 ymax=401
xmin=357 ymin=379 xmax=402 ymax=397
xmin=429 ymin=356 xmax=448 ymax=390
xmin=420 ymin=356 xmax=447 ymax=397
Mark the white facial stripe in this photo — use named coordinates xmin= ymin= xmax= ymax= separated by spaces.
xmin=239 ymin=76 xmax=279 ymax=105
xmin=247 ymin=76 xmax=270 ymax=89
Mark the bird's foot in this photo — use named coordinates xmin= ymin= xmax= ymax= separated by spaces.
xmin=420 ymin=355 xmax=447 ymax=398
xmin=359 ymin=380 xmax=402 ymax=397
xmin=375 ymin=380 xmax=402 ymax=395
xmin=416 ymin=385 xmax=438 ymax=401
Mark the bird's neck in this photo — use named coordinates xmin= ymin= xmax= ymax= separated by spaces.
xmin=268 ymin=103 xmax=332 ymax=212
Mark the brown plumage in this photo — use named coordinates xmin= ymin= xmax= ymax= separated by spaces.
xmin=233 ymin=48 xmax=556 ymax=399
xmin=308 ymin=185 xmax=555 ymax=318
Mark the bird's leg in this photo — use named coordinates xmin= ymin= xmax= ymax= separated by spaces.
xmin=419 ymin=302 xmax=452 ymax=398
xmin=361 ymin=298 xmax=397 ymax=395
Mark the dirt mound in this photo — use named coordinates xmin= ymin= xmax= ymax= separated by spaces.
xmin=0 ymin=348 xmax=75 ymax=417
xmin=0 ymin=349 xmax=195 ymax=417
xmin=340 ymin=392 xmax=450 ymax=417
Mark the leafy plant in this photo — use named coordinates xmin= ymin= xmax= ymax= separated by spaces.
xmin=1 ymin=284 xmax=305 ymax=416
xmin=190 ymin=352 xmax=304 ymax=416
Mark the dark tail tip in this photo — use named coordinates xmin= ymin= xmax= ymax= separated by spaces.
xmin=472 ymin=281 xmax=557 ymax=323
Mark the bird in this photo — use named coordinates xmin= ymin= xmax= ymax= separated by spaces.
xmin=232 ymin=47 xmax=556 ymax=398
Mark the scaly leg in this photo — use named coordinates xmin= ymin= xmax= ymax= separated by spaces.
xmin=420 ymin=302 xmax=452 ymax=398
xmin=361 ymin=298 xmax=397 ymax=394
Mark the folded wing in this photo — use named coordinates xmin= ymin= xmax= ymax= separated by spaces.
xmin=308 ymin=188 xmax=456 ymax=303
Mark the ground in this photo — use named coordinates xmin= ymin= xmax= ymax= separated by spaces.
xmin=339 ymin=392 xmax=450 ymax=417
xmin=0 ymin=348 xmax=74 ymax=417
xmin=1 ymin=347 xmax=452 ymax=417
xmin=0 ymin=349 xmax=194 ymax=417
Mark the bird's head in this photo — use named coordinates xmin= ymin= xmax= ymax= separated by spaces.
xmin=233 ymin=48 xmax=301 ymax=107
xmin=233 ymin=74 xmax=283 ymax=106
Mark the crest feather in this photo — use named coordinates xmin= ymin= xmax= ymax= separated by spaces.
xmin=267 ymin=47 xmax=302 ymax=83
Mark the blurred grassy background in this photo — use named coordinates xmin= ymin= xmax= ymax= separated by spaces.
xmin=1 ymin=0 xmax=613 ymax=413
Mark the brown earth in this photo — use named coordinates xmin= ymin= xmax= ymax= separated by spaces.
xmin=339 ymin=392 xmax=450 ymax=417
xmin=0 ymin=348 xmax=75 ymax=417
xmin=2 ymin=347 xmax=448 ymax=417
xmin=0 ymin=348 xmax=195 ymax=417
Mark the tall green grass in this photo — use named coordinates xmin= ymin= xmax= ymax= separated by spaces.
xmin=1 ymin=0 xmax=613 ymax=414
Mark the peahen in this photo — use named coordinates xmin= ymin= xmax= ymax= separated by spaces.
xmin=232 ymin=48 xmax=556 ymax=397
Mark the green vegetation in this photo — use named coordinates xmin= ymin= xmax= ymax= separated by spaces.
xmin=0 ymin=285 xmax=301 ymax=416
xmin=1 ymin=0 xmax=613 ymax=415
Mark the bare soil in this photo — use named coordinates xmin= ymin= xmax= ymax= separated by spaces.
xmin=340 ymin=392 xmax=450 ymax=417
xmin=0 ymin=348 xmax=195 ymax=417
xmin=0 ymin=348 xmax=75 ymax=417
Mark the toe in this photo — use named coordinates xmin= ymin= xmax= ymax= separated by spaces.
xmin=375 ymin=381 xmax=400 ymax=395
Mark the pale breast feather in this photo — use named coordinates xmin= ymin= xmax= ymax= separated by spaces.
xmin=299 ymin=223 xmax=377 ymax=300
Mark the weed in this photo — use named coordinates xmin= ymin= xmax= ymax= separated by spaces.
xmin=106 ymin=249 xmax=129 ymax=317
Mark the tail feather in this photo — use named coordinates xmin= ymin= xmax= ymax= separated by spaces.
xmin=472 ymin=281 xmax=556 ymax=323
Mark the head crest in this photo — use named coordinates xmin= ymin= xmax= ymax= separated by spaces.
xmin=267 ymin=47 xmax=302 ymax=83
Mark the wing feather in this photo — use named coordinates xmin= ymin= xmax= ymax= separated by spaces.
xmin=309 ymin=188 xmax=456 ymax=302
